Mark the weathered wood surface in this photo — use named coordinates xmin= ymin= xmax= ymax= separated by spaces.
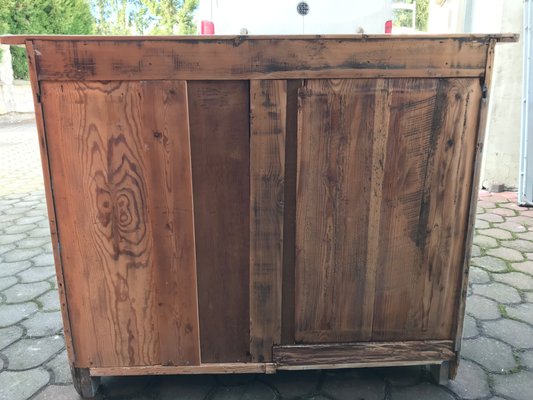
xmin=91 ymin=363 xmax=275 ymax=376
xmin=30 ymin=38 xmax=493 ymax=81
xmin=188 ymin=81 xmax=251 ymax=363
xmin=249 ymin=80 xmax=286 ymax=362
xmin=42 ymin=81 xmax=200 ymax=367
xmin=273 ymin=340 xmax=455 ymax=366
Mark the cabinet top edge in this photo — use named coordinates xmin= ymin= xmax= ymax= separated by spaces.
xmin=0 ymin=33 xmax=519 ymax=46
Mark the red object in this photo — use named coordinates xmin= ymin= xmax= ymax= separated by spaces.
xmin=385 ymin=20 xmax=393 ymax=34
xmin=201 ymin=20 xmax=215 ymax=35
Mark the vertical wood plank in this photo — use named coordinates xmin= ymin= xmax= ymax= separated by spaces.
xmin=188 ymin=81 xmax=251 ymax=363
xmin=295 ymin=79 xmax=378 ymax=343
xmin=249 ymin=80 xmax=286 ymax=362
xmin=140 ymin=81 xmax=200 ymax=365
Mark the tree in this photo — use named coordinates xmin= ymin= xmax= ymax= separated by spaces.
xmin=393 ymin=0 xmax=429 ymax=32
xmin=1 ymin=0 xmax=94 ymax=79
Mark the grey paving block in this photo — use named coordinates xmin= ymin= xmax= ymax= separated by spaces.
xmin=15 ymin=237 xmax=52 ymax=249
xmin=3 ymin=282 xmax=51 ymax=303
xmin=483 ymin=228 xmax=513 ymax=239
xmin=3 ymin=335 xmax=65 ymax=370
xmin=461 ymin=337 xmax=516 ymax=372
xmin=32 ymin=384 xmax=81 ymax=400
xmin=376 ymin=366 xmax=422 ymax=387
xmin=45 ymin=349 xmax=72 ymax=384
xmin=471 ymin=282 xmax=522 ymax=304
xmin=470 ymin=245 xmax=481 ymax=257
xmin=483 ymin=319 xmax=533 ymax=349
xmin=493 ymin=271 xmax=533 ymax=290
xmin=462 ymin=315 xmax=479 ymax=339
xmin=501 ymin=239 xmax=533 ymax=252
xmin=512 ymin=260 xmax=533 ymax=275
xmin=212 ymin=381 xmax=276 ymax=400
xmin=261 ymin=370 xmax=319 ymax=398
xmin=31 ymin=253 xmax=55 ymax=267
xmin=493 ymin=371 xmax=533 ymax=400
xmin=391 ymin=382 xmax=454 ymax=400
xmin=16 ymin=266 xmax=55 ymax=283
xmin=520 ymin=350 xmax=533 ymax=369
xmin=0 ymin=244 xmax=16 ymax=256
xmin=3 ymin=223 xmax=37 ymax=234
xmin=507 ymin=303 xmax=533 ymax=325
xmin=465 ymin=295 xmax=501 ymax=320
xmin=158 ymin=375 xmax=217 ymax=400
xmin=22 ymin=310 xmax=62 ymax=337
xmin=322 ymin=370 xmax=385 ymax=400
xmin=473 ymin=235 xmax=498 ymax=249
xmin=0 ymin=276 xmax=17 ymax=291
xmin=2 ymin=247 xmax=44 ymax=263
xmin=27 ymin=227 xmax=52 ymax=238
xmin=494 ymin=221 xmax=527 ymax=233
xmin=474 ymin=219 xmax=490 ymax=229
xmin=447 ymin=360 xmax=491 ymax=399
xmin=468 ymin=267 xmax=491 ymax=284
xmin=477 ymin=213 xmax=504 ymax=223
xmin=0 ymin=325 xmax=23 ymax=350
xmin=0 ymin=302 xmax=37 ymax=327
xmin=0 ymin=233 xmax=26 ymax=246
xmin=0 ymin=260 xmax=31 ymax=277
xmin=487 ymin=247 xmax=525 ymax=262
xmin=36 ymin=290 xmax=61 ymax=311
xmin=0 ymin=369 xmax=50 ymax=400
xmin=15 ymin=215 xmax=46 ymax=225
xmin=471 ymin=256 xmax=508 ymax=272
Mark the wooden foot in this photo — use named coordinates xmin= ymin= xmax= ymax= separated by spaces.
xmin=430 ymin=361 xmax=450 ymax=385
xmin=71 ymin=367 xmax=100 ymax=398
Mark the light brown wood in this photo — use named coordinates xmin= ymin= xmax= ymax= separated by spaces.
xmin=249 ymin=80 xmax=286 ymax=362
xmin=187 ymin=81 xmax=251 ymax=363
xmin=273 ymin=340 xmax=455 ymax=366
xmin=90 ymin=363 xmax=274 ymax=376
xmin=29 ymin=38 xmax=492 ymax=81
xmin=41 ymin=80 xmax=200 ymax=367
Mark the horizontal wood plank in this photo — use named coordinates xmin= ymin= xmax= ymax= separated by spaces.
xmin=90 ymin=363 xmax=275 ymax=376
xmin=31 ymin=38 xmax=492 ymax=81
xmin=273 ymin=341 xmax=455 ymax=366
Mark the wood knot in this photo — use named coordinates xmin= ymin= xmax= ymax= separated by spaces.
xmin=153 ymin=131 xmax=162 ymax=139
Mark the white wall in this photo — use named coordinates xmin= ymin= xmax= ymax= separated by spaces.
xmin=0 ymin=44 xmax=33 ymax=115
xmin=429 ymin=0 xmax=523 ymax=189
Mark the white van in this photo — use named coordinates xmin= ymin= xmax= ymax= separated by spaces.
xmin=197 ymin=0 xmax=394 ymax=35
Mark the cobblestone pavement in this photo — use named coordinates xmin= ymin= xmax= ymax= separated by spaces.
xmin=1 ymin=117 xmax=533 ymax=400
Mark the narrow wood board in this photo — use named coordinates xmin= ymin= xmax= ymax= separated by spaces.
xmin=188 ymin=81 xmax=251 ymax=363
xmin=249 ymin=80 xmax=287 ymax=362
xmin=273 ymin=340 xmax=455 ymax=366
xmin=30 ymin=38 xmax=491 ymax=81
xmin=371 ymin=78 xmax=481 ymax=340
xmin=41 ymin=80 xmax=199 ymax=367
xmin=295 ymin=79 xmax=381 ymax=343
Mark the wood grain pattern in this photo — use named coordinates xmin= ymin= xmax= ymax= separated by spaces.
xmin=249 ymin=80 xmax=286 ymax=362
xmin=31 ymin=38 xmax=491 ymax=81
xmin=273 ymin=340 xmax=455 ymax=366
xmin=295 ymin=79 xmax=380 ymax=343
xmin=42 ymin=80 xmax=199 ymax=367
xmin=372 ymin=78 xmax=481 ymax=340
xmin=91 ymin=363 xmax=275 ymax=376
xmin=187 ymin=81 xmax=251 ymax=363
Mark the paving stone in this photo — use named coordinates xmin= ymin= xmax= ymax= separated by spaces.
xmin=462 ymin=315 xmax=479 ymax=339
xmin=212 ymin=381 xmax=276 ymax=400
xmin=0 ymin=369 xmax=50 ymax=400
xmin=465 ymin=295 xmax=500 ymax=320
xmin=472 ymin=282 xmax=522 ymax=303
xmin=473 ymin=235 xmax=498 ymax=249
xmin=512 ymin=260 xmax=533 ymax=275
xmin=493 ymin=371 xmax=533 ymax=400
xmin=0 ymin=260 xmax=31 ymax=277
xmin=0 ymin=244 xmax=16 ymax=256
xmin=0 ymin=276 xmax=17 ymax=291
xmin=261 ymin=370 xmax=319 ymax=398
xmin=491 ymin=207 xmax=517 ymax=216
xmin=501 ymin=239 xmax=533 ymax=253
xmin=31 ymin=253 xmax=55 ymax=267
xmin=16 ymin=266 xmax=55 ymax=283
xmin=151 ymin=375 xmax=216 ymax=400
xmin=520 ymin=350 xmax=533 ymax=369
xmin=15 ymin=237 xmax=52 ymax=249
xmin=36 ymin=290 xmax=61 ymax=311
xmin=15 ymin=215 xmax=46 ymax=225
xmin=2 ymin=247 xmax=43 ymax=263
xmin=526 ymin=292 xmax=533 ymax=302
xmin=32 ymin=385 xmax=81 ymax=400
xmin=461 ymin=337 xmax=516 ymax=372
xmin=376 ymin=366 xmax=422 ymax=387
xmin=474 ymin=219 xmax=490 ymax=229
xmin=45 ymin=350 xmax=71 ymax=384
xmin=507 ymin=215 xmax=533 ymax=227
xmin=495 ymin=221 xmax=527 ymax=232
xmin=3 ymin=335 xmax=65 ymax=370
xmin=3 ymin=223 xmax=37 ymax=234
xmin=447 ymin=360 xmax=490 ymax=399
xmin=507 ymin=303 xmax=533 ymax=325
xmin=468 ymin=267 xmax=490 ymax=284
xmin=477 ymin=213 xmax=505 ymax=223
xmin=3 ymin=282 xmax=51 ymax=303
xmin=322 ymin=371 xmax=385 ymax=400
xmin=0 ymin=325 xmax=23 ymax=350
xmin=477 ymin=201 xmax=497 ymax=209
xmin=22 ymin=310 xmax=62 ymax=337
xmin=27 ymin=227 xmax=52 ymax=238
xmin=98 ymin=375 xmax=153 ymax=398
xmin=483 ymin=319 xmax=533 ymax=348
xmin=493 ymin=271 xmax=533 ymax=290
xmin=482 ymin=228 xmax=514 ymax=240
xmin=470 ymin=245 xmax=481 ymax=257
xmin=391 ymin=382 xmax=454 ymax=400
xmin=0 ymin=213 xmax=25 ymax=223
xmin=0 ymin=233 xmax=26 ymax=246
xmin=487 ymin=247 xmax=525 ymax=262
xmin=517 ymin=231 xmax=533 ymax=241
xmin=471 ymin=256 xmax=508 ymax=272
xmin=0 ymin=302 xmax=37 ymax=327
